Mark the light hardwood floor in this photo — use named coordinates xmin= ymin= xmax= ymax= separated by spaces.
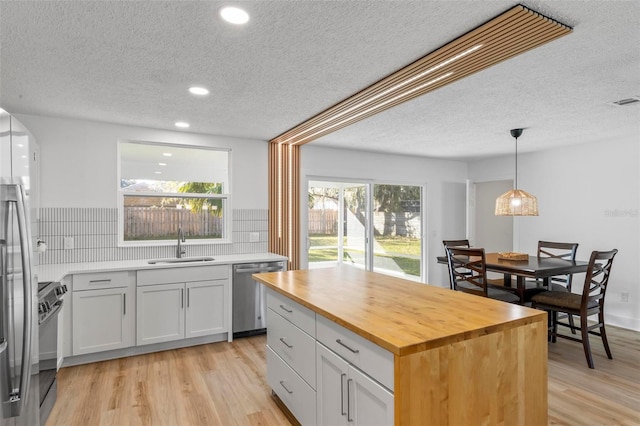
xmin=47 ymin=326 xmax=640 ymax=426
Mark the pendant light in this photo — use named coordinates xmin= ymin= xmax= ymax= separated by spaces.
xmin=495 ymin=128 xmax=539 ymax=216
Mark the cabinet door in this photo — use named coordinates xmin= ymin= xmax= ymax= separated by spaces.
xmin=137 ymin=283 xmax=185 ymax=345
xmin=349 ymin=365 xmax=394 ymax=426
xmin=185 ymin=279 xmax=227 ymax=338
xmin=316 ymin=343 xmax=349 ymax=426
xmin=72 ymin=287 xmax=134 ymax=355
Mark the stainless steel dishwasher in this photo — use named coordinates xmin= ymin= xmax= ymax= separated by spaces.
xmin=232 ymin=261 xmax=285 ymax=337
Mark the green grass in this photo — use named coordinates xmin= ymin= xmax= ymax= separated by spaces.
xmin=308 ymin=234 xmax=420 ymax=277
xmin=373 ymin=236 xmax=420 ymax=256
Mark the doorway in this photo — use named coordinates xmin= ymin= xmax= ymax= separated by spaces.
xmin=473 ymin=180 xmax=513 ymax=252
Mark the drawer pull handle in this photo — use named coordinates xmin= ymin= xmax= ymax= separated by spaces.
xmin=340 ymin=373 xmax=347 ymax=416
xmin=347 ymin=378 xmax=354 ymax=422
xmin=89 ymin=279 xmax=111 ymax=285
xmin=279 ymin=304 xmax=293 ymax=313
xmin=336 ymin=339 xmax=359 ymax=354
xmin=279 ymin=337 xmax=293 ymax=349
xmin=279 ymin=381 xmax=293 ymax=394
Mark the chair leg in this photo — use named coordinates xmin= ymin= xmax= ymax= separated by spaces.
xmin=568 ymin=314 xmax=577 ymax=334
xmin=551 ymin=311 xmax=558 ymax=343
xmin=580 ymin=314 xmax=595 ymax=369
xmin=599 ymin=311 xmax=613 ymax=360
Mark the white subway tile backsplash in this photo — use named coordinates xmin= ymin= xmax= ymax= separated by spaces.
xmin=37 ymin=207 xmax=269 ymax=264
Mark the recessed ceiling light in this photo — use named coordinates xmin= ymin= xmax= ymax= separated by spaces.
xmin=154 ymin=171 xmax=162 ymax=174
xmin=189 ymin=86 xmax=209 ymax=96
xmin=220 ymin=6 xmax=249 ymax=24
xmin=158 ymin=162 xmax=167 ymax=166
xmin=174 ymin=121 xmax=190 ymax=128
xmin=163 ymin=152 xmax=173 ymax=157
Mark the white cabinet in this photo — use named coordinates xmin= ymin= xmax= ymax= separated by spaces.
xmin=266 ymin=289 xmax=317 ymax=425
xmin=72 ymin=271 xmax=135 ymax=355
xmin=137 ymin=282 xmax=184 ymax=345
xmin=186 ymin=280 xmax=227 ymax=338
xmin=317 ymin=343 xmax=393 ymax=426
xmin=136 ymin=266 xmax=229 ymax=346
xmin=265 ymin=288 xmax=393 ymax=426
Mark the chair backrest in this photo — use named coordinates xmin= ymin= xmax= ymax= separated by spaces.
xmin=445 ymin=246 xmax=487 ymax=297
xmin=580 ymin=249 xmax=618 ymax=310
xmin=538 ymin=240 xmax=579 ymax=289
xmin=443 ymin=239 xmax=470 ymax=250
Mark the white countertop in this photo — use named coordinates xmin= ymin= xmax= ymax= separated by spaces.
xmin=38 ymin=252 xmax=288 ymax=282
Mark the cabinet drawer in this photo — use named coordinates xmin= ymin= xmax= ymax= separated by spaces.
xmin=137 ymin=265 xmax=228 ymax=286
xmin=267 ymin=308 xmax=316 ymax=388
xmin=266 ymin=289 xmax=315 ymax=337
xmin=73 ymin=271 xmax=134 ymax=291
xmin=266 ymin=346 xmax=316 ymax=426
xmin=316 ymin=315 xmax=394 ymax=392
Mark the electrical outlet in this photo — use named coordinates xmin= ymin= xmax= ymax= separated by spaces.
xmin=249 ymin=232 xmax=260 ymax=243
xmin=63 ymin=236 xmax=74 ymax=250
xmin=621 ymin=292 xmax=629 ymax=303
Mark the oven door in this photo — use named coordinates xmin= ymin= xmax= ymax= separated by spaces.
xmin=38 ymin=298 xmax=62 ymax=426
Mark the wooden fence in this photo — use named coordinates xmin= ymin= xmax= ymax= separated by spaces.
xmin=308 ymin=209 xmax=338 ymax=234
xmin=309 ymin=209 xmax=420 ymax=238
xmin=124 ymin=207 xmax=223 ymax=239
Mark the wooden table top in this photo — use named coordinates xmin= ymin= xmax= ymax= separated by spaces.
xmin=253 ymin=266 xmax=546 ymax=356
xmin=437 ymin=252 xmax=590 ymax=278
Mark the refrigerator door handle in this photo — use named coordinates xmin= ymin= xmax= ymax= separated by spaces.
xmin=5 ymin=184 xmax=34 ymax=416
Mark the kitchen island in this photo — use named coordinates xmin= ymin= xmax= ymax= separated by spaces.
xmin=254 ymin=266 xmax=547 ymax=425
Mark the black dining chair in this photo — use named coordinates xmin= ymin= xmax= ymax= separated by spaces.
xmin=525 ymin=241 xmax=580 ymax=331
xmin=530 ymin=249 xmax=618 ymax=369
xmin=530 ymin=241 xmax=580 ymax=292
xmin=442 ymin=240 xmax=471 ymax=289
xmin=445 ymin=247 xmax=520 ymax=304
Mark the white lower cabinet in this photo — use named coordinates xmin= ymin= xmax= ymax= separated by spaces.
xmin=137 ymin=282 xmax=185 ymax=345
xmin=71 ymin=271 xmax=136 ymax=356
xmin=185 ymin=280 xmax=227 ymax=338
xmin=267 ymin=346 xmax=317 ymax=426
xmin=316 ymin=342 xmax=393 ymax=426
xmin=137 ymin=279 xmax=228 ymax=346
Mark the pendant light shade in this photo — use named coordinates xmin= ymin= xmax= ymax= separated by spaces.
xmin=495 ymin=129 xmax=539 ymax=216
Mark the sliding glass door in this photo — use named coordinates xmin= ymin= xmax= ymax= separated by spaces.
xmin=307 ymin=180 xmax=423 ymax=281
xmin=308 ymin=181 xmax=367 ymax=270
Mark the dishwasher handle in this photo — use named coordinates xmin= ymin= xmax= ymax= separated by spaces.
xmin=234 ymin=266 xmax=283 ymax=274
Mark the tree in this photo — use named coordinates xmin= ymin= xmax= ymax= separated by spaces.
xmin=374 ymin=185 xmax=421 ymax=236
xmin=177 ymin=182 xmax=223 ymax=216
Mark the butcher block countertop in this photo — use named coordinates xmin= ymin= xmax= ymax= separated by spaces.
xmin=253 ymin=266 xmax=546 ymax=357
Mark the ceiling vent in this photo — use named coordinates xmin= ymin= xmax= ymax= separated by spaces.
xmin=608 ymin=96 xmax=640 ymax=107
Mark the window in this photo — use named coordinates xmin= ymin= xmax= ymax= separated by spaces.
xmin=118 ymin=140 xmax=230 ymax=244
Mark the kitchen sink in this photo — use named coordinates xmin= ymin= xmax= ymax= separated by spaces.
xmin=147 ymin=256 xmax=215 ymax=264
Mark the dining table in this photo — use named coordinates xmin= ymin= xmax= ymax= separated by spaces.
xmin=437 ymin=252 xmax=592 ymax=303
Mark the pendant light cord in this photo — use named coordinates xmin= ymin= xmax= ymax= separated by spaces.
xmin=514 ymin=136 xmax=518 ymax=190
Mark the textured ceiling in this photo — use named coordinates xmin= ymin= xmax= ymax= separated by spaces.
xmin=1 ymin=1 xmax=638 ymax=160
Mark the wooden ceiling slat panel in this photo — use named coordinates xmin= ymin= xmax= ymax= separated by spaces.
xmin=270 ymin=4 xmax=571 ymax=146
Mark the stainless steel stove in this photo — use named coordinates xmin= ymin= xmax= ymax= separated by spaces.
xmin=37 ymin=281 xmax=66 ymax=426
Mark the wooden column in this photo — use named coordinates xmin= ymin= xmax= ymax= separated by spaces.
xmin=268 ymin=142 xmax=300 ymax=270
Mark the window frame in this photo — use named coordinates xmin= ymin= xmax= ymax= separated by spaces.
xmin=117 ymin=139 xmax=232 ymax=247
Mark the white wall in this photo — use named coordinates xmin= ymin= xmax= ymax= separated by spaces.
xmin=469 ymin=138 xmax=640 ymax=331
xmin=301 ymin=145 xmax=468 ymax=287
xmin=15 ymin=114 xmax=268 ymax=209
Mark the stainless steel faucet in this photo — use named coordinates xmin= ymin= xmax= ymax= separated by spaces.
xmin=176 ymin=227 xmax=186 ymax=258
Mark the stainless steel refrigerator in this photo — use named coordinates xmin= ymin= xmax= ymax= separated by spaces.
xmin=1 ymin=109 xmax=39 ymax=426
